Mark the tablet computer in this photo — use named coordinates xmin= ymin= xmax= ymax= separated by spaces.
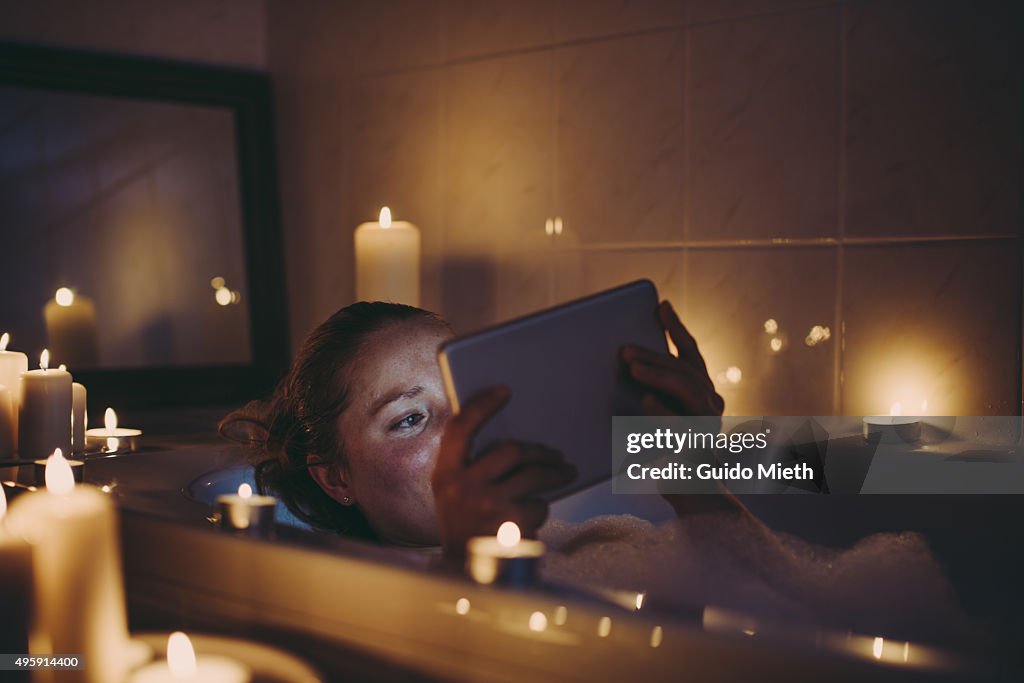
xmin=437 ymin=279 xmax=668 ymax=500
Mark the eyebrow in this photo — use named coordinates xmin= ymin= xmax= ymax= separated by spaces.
xmin=370 ymin=385 xmax=425 ymax=416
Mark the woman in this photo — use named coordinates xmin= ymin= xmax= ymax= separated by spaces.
xmin=221 ymin=300 xmax=973 ymax=642
xmin=220 ymin=298 xmax=728 ymax=550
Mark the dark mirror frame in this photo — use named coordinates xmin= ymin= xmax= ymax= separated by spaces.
xmin=0 ymin=42 xmax=290 ymax=409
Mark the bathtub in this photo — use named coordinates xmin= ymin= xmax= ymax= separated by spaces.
xmin=55 ymin=440 xmax=1005 ymax=681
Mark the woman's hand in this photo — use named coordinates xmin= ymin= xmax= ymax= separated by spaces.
xmin=623 ymin=300 xmax=743 ymax=516
xmin=621 ymin=300 xmax=724 ymax=419
xmin=431 ymin=386 xmax=576 ymax=556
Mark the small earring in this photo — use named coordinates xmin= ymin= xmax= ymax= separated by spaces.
xmin=342 ymin=496 xmax=351 ymax=505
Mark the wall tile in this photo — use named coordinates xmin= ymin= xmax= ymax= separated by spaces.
xmin=443 ymin=0 xmax=553 ymax=61
xmin=340 ymin=69 xmax=444 ymax=314
xmin=273 ymin=81 xmax=350 ymax=346
xmin=845 ymin=0 xmax=1019 ymax=237
xmin=555 ymin=32 xmax=685 ymax=244
xmin=681 ymin=247 xmax=838 ymax=415
xmin=552 ymin=247 xmax=684 ymax=306
xmin=442 ymin=51 xmax=553 ymax=254
xmin=554 ymin=0 xmax=685 ymax=42
xmin=0 ymin=0 xmax=267 ymax=68
xmin=269 ymin=0 xmax=441 ymax=81
xmin=842 ymin=242 xmax=1021 ymax=416
xmin=687 ymin=0 xmax=835 ymax=25
xmin=686 ymin=7 xmax=838 ymax=240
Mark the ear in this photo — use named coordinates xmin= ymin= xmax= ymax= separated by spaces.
xmin=306 ymin=454 xmax=355 ymax=506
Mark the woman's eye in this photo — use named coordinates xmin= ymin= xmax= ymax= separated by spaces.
xmin=391 ymin=413 xmax=425 ymax=431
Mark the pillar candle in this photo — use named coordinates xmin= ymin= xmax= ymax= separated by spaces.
xmin=43 ymin=288 xmax=99 ymax=369
xmin=5 ymin=452 xmax=130 ymax=683
xmin=0 ymin=487 xmax=33 ymax=655
xmin=18 ymin=350 xmax=72 ymax=460
xmin=0 ymin=333 xmax=29 ymax=449
xmin=72 ymin=382 xmax=87 ymax=452
xmin=0 ymin=385 xmax=14 ymax=458
xmin=354 ymin=206 xmax=421 ymax=305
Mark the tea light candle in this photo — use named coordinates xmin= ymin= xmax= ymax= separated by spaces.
xmin=33 ymin=448 xmax=84 ymax=484
xmin=0 ymin=333 xmax=28 ymax=451
xmin=354 ymin=206 xmax=421 ymax=305
xmin=216 ymin=483 xmax=276 ymax=535
xmin=18 ymin=350 xmax=72 ymax=460
xmin=130 ymin=632 xmax=250 ymax=683
xmin=5 ymin=450 xmax=131 ymax=683
xmin=863 ymin=402 xmax=921 ymax=444
xmin=0 ymin=486 xmax=33 ymax=654
xmin=85 ymin=407 xmax=142 ymax=451
xmin=466 ymin=521 xmax=545 ymax=586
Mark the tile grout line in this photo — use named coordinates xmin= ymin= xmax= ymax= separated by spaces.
xmin=537 ymin=233 xmax=1020 ymax=253
xmin=353 ymin=1 xmax=842 ymax=79
xmin=833 ymin=0 xmax=847 ymax=416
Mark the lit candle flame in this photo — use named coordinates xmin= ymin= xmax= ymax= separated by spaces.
xmin=873 ymin=636 xmax=884 ymax=659
xmin=55 ymin=287 xmax=74 ymax=307
xmin=39 ymin=349 xmax=49 ymax=371
xmin=238 ymin=483 xmax=253 ymax=499
xmin=496 ymin=520 xmax=521 ymax=547
xmin=0 ymin=485 xmax=7 ymax=521
xmin=166 ymin=632 xmax=197 ymax=677
xmin=45 ymin=449 xmax=75 ymax=496
xmin=635 ymin=592 xmax=646 ymax=610
xmin=0 ymin=332 xmax=8 ymax=352
xmin=104 ymin=407 xmax=118 ymax=432
xmin=378 ymin=206 xmax=392 ymax=229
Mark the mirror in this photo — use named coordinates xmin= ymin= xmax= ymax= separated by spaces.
xmin=0 ymin=42 xmax=288 ymax=408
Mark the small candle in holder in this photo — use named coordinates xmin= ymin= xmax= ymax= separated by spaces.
xmin=34 ymin=447 xmax=84 ymax=485
xmin=216 ymin=483 xmax=276 ymax=535
xmin=85 ymin=407 xmax=142 ymax=451
xmin=18 ymin=349 xmax=72 ymax=460
xmin=863 ymin=402 xmax=921 ymax=444
xmin=466 ymin=521 xmax=545 ymax=586
xmin=130 ymin=631 xmax=250 ymax=683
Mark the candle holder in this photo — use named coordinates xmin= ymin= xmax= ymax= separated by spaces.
xmin=862 ymin=416 xmax=922 ymax=445
xmin=466 ymin=536 xmax=546 ymax=586
xmin=33 ymin=457 xmax=84 ymax=484
xmin=216 ymin=487 xmax=277 ymax=537
xmin=85 ymin=431 xmax=141 ymax=453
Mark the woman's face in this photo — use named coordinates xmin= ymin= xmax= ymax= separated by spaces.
xmin=334 ymin=319 xmax=454 ymax=546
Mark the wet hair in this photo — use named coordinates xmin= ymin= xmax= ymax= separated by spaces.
xmin=219 ymin=301 xmax=448 ymax=538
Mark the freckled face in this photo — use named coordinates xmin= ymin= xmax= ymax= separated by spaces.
xmin=336 ymin=320 xmax=454 ymax=546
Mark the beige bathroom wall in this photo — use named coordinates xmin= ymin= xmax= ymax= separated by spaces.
xmin=0 ymin=0 xmax=266 ymax=69
xmin=268 ymin=0 xmax=1020 ymax=416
